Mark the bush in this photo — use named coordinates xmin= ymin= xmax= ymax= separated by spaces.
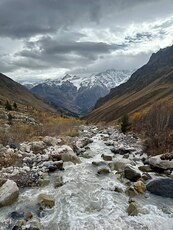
xmin=131 ymin=101 xmax=173 ymax=155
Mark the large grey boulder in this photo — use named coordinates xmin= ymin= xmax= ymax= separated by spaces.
xmin=146 ymin=178 xmax=173 ymax=198
xmin=148 ymin=154 xmax=173 ymax=170
xmin=56 ymin=145 xmax=81 ymax=164
xmin=0 ymin=179 xmax=19 ymax=207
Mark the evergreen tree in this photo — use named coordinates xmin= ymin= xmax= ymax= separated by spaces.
xmin=121 ymin=114 xmax=131 ymax=134
xmin=5 ymin=100 xmax=12 ymax=110
xmin=13 ymin=102 xmax=18 ymax=110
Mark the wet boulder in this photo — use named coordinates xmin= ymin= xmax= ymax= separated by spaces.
xmin=138 ymin=165 xmax=152 ymax=172
xmin=148 ymin=154 xmax=173 ymax=171
xmin=92 ymin=161 xmax=107 ymax=167
xmin=134 ymin=181 xmax=146 ymax=194
xmin=54 ymin=175 xmax=63 ymax=188
xmin=0 ymin=179 xmax=19 ymax=207
xmin=111 ymin=147 xmax=131 ymax=155
xmin=101 ymin=154 xmax=112 ymax=161
xmin=108 ymin=159 xmax=131 ymax=172
xmin=75 ymin=138 xmax=93 ymax=148
xmin=57 ymin=145 xmax=81 ymax=164
xmin=127 ymin=201 xmax=139 ymax=216
xmin=97 ymin=167 xmax=110 ymax=175
xmin=38 ymin=194 xmax=55 ymax=209
xmin=146 ymin=178 xmax=173 ymax=198
xmin=124 ymin=166 xmax=141 ymax=182
xmin=44 ymin=162 xmax=57 ymax=172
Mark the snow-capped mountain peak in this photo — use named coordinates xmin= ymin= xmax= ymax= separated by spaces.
xmin=25 ymin=69 xmax=134 ymax=114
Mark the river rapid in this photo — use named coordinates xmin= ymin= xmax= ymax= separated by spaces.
xmin=0 ymin=126 xmax=173 ymax=230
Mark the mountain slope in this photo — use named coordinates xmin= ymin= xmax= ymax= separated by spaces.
xmin=0 ymin=73 xmax=56 ymax=112
xmin=31 ymin=70 xmax=132 ymax=114
xmin=86 ymin=45 xmax=173 ymax=123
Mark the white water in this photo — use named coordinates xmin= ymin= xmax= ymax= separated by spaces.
xmin=0 ymin=129 xmax=173 ymax=230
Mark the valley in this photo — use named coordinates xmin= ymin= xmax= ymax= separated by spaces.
xmin=27 ymin=70 xmax=133 ymax=115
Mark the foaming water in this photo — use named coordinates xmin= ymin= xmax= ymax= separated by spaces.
xmin=0 ymin=131 xmax=173 ymax=230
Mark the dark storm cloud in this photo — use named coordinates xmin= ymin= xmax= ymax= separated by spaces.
xmin=0 ymin=0 xmax=173 ymax=80
xmin=24 ymin=36 xmax=126 ymax=57
xmin=14 ymin=36 xmax=126 ymax=70
xmin=0 ymin=0 xmax=171 ymax=38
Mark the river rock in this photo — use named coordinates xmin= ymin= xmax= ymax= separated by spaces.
xmin=160 ymin=152 xmax=173 ymax=161
xmin=138 ymin=165 xmax=152 ymax=172
xmin=38 ymin=194 xmax=55 ymax=209
xmin=0 ymin=179 xmax=19 ymax=207
xmin=108 ymin=159 xmax=131 ymax=172
xmin=43 ymin=161 xmax=58 ymax=172
xmin=31 ymin=141 xmax=46 ymax=154
xmin=134 ymin=181 xmax=146 ymax=194
xmin=92 ymin=161 xmax=107 ymax=167
xmin=126 ymin=186 xmax=138 ymax=197
xmin=114 ymin=186 xmax=123 ymax=193
xmin=101 ymin=154 xmax=112 ymax=161
xmin=124 ymin=166 xmax=141 ymax=182
xmin=127 ymin=201 xmax=139 ymax=216
xmin=75 ymin=138 xmax=93 ymax=148
xmin=97 ymin=167 xmax=110 ymax=174
xmin=22 ymin=218 xmax=43 ymax=230
xmin=54 ymin=175 xmax=63 ymax=188
xmin=111 ymin=147 xmax=131 ymax=155
xmin=146 ymin=178 xmax=173 ymax=198
xmin=148 ymin=154 xmax=173 ymax=170
xmin=43 ymin=136 xmax=62 ymax=146
xmin=57 ymin=145 xmax=81 ymax=164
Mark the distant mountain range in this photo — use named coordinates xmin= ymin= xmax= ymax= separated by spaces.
xmin=25 ymin=69 xmax=133 ymax=115
xmin=87 ymin=44 xmax=173 ymax=123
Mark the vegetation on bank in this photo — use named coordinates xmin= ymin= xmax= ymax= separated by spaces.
xmin=130 ymin=101 xmax=173 ymax=156
xmin=0 ymin=101 xmax=83 ymax=146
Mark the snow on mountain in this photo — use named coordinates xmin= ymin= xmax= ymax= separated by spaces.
xmin=81 ymin=69 xmax=132 ymax=89
xmin=35 ymin=69 xmax=133 ymax=90
xmin=29 ymin=69 xmax=134 ymax=114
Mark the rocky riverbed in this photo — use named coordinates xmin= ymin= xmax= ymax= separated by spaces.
xmin=0 ymin=126 xmax=173 ymax=230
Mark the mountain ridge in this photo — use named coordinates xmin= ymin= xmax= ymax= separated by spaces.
xmin=0 ymin=73 xmax=56 ymax=112
xmin=30 ymin=69 xmax=133 ymax=115
xmin=87 ymin=45 xmax=173 ymax=123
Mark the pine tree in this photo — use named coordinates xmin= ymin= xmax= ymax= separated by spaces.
xmin=13 ymin=102 xmax=18 ymax=110
xmin=5 ymin=100 xmax=12 ymax=110
xmin=121 ymin=114 xmax=131 ymax=134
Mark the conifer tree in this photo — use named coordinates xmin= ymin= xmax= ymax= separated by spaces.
xmin=5 ymin=100 xmax=12 ymax=110
xmin=13 ymin=102 xmax=18 ymax=110
xmin=121 ymin=114 xmax=131 ymax=134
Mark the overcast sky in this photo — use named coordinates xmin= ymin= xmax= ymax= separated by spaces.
xmin=0 ymin=0 xmax=173 ymax=81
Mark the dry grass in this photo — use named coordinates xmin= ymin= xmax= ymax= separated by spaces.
xmin=0 ymin=109 xmax=83 ymax=146
xmin=131 ymin=101 xmax=173 ymax=156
